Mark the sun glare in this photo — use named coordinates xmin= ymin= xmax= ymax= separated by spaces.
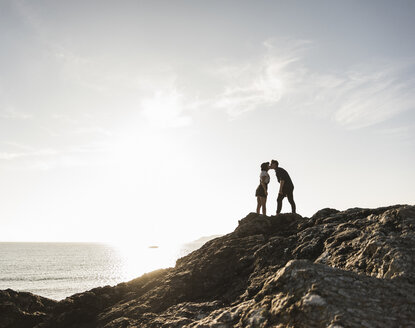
xmin=110 ymin=241 xmax=181 ymax=280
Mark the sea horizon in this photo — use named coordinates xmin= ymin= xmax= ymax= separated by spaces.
xmin=0 ymin=239 xmax=212 ymax=300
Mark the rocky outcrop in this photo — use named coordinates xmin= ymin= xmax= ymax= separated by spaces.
xmin=1 ymin=204 xmax=415 ymax=327
xmin=0 ymin=289 xmax=56 ymax=328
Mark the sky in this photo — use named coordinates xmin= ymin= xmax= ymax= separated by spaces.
xmin=1 ymin=0 xmax=414 ymax=244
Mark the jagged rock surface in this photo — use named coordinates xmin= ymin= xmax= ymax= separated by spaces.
xmin=1 ymin=205 xmax=415 ymax=328
xmin=0 ymin=289 xmax=56 ymax=328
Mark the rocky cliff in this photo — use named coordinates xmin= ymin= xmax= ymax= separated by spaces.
xmin=1 ymin=205 xmax=415 ymax=328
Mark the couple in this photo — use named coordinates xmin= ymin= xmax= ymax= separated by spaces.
xmin=255 ymin=159 xmax=296 ymax=216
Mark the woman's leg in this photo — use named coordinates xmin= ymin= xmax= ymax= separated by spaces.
xmin=256 ymin=197 xmax=261 ymax=214
xmin=261 ymin=197 xmax=267 ymax=216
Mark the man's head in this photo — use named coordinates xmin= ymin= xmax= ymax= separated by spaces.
xmin=270 ymin=159 xmax=279 ymax=169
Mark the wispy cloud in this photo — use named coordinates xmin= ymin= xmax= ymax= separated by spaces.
xmin=11 ymin=1 xmax=198 ymax=130
xmin=140 ymin=87 xmax=192 ymax=129
xmin=0 ymin=148 xmax=57 ymax=160
xmin=0 ymin=141 xmax=111 ymax=171
xmin=53 ymin=51 xmax=198 ymax=130
xmin=284 ymin=63 xmax=415 ymax=129
xmin=331 ymin=70 xmax=415 ymax=129
xmin=213 ymin=39 xmax=311 ymax=117
xmin=376 ymin=125 xmax=412 ymax=139
xmin=48 ymin=114 xmax=114 ymax=137
xmin=0 ymin=107 xmax=33 ymax=120
xmin=213 ymin=38 xmax=415 ymax=129
xmin=214 ymin=59 xmax=285 ymax=117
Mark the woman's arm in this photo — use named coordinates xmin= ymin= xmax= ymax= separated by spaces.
xmin=260 ymin=176 xmax=268 ymax=195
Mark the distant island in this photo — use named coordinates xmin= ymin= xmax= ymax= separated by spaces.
xmin=186 ymin=235 xmax=223 ymax=245
xmin=1 ymin=205 xmax=414 ymax=327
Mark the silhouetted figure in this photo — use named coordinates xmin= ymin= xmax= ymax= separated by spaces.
xmin=270 ymin=159 xmax=296 ymax=214
xmin=255 ymin=162 xmax=270 ymax=215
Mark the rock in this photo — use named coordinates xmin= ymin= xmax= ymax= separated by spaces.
xmin=0 ymin=289 xmax=56 ymax=328
xmin=1 ymin=204 xmax=414 ymax=327
xmin=254 ymin=260 xmax=414 ymax=327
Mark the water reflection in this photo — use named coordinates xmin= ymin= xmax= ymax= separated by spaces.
xmin=112 ymin=242 xmax=182 ymax=281
xmin=0 ymin=242 xmax=184 ymax=300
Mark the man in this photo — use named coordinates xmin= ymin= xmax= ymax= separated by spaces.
xmin=270 ymin=159 xmax=296 ymax=214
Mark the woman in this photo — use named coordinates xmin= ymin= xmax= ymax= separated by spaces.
xmin=255 ymin=162 xmax=270 ymax=215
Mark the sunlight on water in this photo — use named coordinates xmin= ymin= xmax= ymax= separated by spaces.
xmin=111 ymin=241 xmax=182 ymax=281
xmin=0 ymin=242 xmax=189 ymax=300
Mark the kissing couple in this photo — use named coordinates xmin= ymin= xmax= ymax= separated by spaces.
xmin=255 ymin=160 xmax=296 ymax=216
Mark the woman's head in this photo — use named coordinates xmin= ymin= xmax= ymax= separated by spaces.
xmin=261 ymin=162 xmax=270 ymax=171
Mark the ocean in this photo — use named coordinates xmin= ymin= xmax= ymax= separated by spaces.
xmin=0 ymin=241 xmax=203 ymax=300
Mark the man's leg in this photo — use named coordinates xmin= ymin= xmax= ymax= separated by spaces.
xmin=276 ymin=193 xmax=285 ymax=214
xmin=287 ymin=190 xmax=296 ymax=214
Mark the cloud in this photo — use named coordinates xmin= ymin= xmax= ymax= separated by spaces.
xmin=140 ymin=87 xmax=193 ymax=129
xmin=0 ymin=152 xmax=25 ymax=160
xmin=50 ymin=115 xmax=114 ymax=137
xmin=376 ymin=125 xmax=412 ymax=140
xmin=331 ymin=70 xmax=415 ymax=129
xmin=213 ymin=38 xmax=312 ymax=117
xmin=52 ymin=50 xmax=198 ymax=130
xmin=214 ymin=60 xmax=285 ymax=117
xmin=284 ymin=63 xmax=415 ymax=129
xmin=214 ymin=55 xmax=298 ymax=118
xmin=55 ymin=51 xmax=108 ymax=92
xmin=0 ymin=141 xmax=111 ymax=171
xmin=0 ymin=148 xmax=56 ymax=160
xmin=0 ymin=107 xmax=33 ymax=120
xmin=213 ymin=39 xmax=415 ymax=129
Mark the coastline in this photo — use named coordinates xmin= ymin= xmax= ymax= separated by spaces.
xmin=1 ymin=205 xmax=414 ymax=327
